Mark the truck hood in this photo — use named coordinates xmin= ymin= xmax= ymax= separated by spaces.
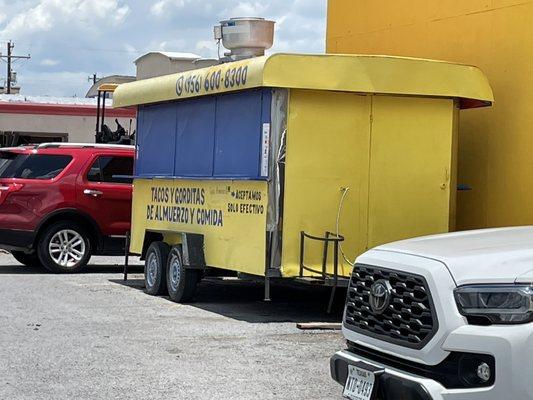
xmin=374 ymin=226 xmax=533 ymax=286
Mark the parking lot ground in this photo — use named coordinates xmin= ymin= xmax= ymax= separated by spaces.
xmin=0 ymin=253 xmax=346 ymax=400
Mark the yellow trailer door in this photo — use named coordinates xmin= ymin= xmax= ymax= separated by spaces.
xmin=367 ymin=95 xmax=458 ymax=248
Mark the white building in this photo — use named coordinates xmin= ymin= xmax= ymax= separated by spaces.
xmin=0 ymin=94 xmax=135 ymax=146
xmin=134 ymin=51 xmax=217 ymax=80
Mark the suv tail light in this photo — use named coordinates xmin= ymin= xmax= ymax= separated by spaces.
xmin=0 ymin=183 xmax=25 ymax=203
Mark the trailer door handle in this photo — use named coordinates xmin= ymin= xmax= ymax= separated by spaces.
xmin=83 ymin=189 xmax=103 ymax=197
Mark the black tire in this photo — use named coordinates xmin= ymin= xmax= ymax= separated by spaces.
xmin=166 ymin=245 xmax=200 ymax=303
xmin=144 ymin=241 xmax=170 ymax=295
xmin=11 ymin=251 xmax=41 ymax=267
xmin=37 ymin=221 xmax=92 ymax=273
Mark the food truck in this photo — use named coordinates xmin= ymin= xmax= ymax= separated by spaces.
xmin=113 ymin=52 xmax=493 ymax=306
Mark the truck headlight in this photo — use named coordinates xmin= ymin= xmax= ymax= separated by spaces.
xmin=454 ymin=285 xmax=533 ymax=324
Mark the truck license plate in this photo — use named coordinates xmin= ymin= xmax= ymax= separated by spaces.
xmin=343 ymin=365 xmax=376 ymax=400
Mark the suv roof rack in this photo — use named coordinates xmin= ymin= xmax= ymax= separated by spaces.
xmin=36 ymin=142 xmax=134 ymax=150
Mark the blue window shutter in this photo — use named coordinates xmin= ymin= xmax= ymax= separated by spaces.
xmin=213 ymin=89 xmax=265 ymax=178
xmin=136 ymin=89 xmax=272 ymax=180
xmin=136 ymin=103 xmax=176 ymax=177
xmin=175 ymin=97 xmax=216 ymax=177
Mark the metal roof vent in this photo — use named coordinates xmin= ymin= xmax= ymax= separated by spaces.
xmin=214 ymin=17 xmax=275 ymax=61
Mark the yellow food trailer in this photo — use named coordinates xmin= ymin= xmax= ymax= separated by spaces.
xmin=113 ymin=53 xmax=492 ymax=305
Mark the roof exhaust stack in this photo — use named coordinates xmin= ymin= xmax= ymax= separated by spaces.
xmin=214 ymin=17 xmax=275 ymax=61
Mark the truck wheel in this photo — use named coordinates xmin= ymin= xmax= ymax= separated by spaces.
xmin=37 ymin=221 xmax=91 ymax=273
xmin=144 ymin=241 xmax=169 ymax=295
xmin=166 ymin=246 xmax=199 ymax=303
xmin=11 ymin=251 xmax=41 ymax=268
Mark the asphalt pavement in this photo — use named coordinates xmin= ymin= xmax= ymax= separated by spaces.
xmin=0 ymin=253 xmax=346 ymax=399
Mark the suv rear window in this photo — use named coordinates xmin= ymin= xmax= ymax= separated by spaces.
xmin=0 ymin=152 xmax=72 ymax=179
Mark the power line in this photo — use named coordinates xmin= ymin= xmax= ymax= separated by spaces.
xmin=0 ymin=41 xmax=143 ymax=55
xmin=0 ymin=41 xmax=31 ymax=94
xmin=63 ymin=44 xmax=143 ymax=54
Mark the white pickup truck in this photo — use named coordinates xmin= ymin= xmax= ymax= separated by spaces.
xmin=331 ymin=227 xmax=533 ymax=400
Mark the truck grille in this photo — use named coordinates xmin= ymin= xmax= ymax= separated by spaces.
xmin=344 ymin=264 xmax=438 ymax=349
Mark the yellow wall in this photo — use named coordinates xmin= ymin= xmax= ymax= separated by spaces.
xmin=281 ymin=90 xmax=457 ymax=277
xmin=327 ymin=0 xmax=533 ymax=230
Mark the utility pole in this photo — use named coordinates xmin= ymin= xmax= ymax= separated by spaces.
xmin=0 ymin=41 xmax=31 ymax=94
xmin=88 ymin=73 xmax=98 ymax=85
xmin=6 ymin=42 xmax=11 ymax=94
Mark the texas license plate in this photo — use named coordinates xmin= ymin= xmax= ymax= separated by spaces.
xmin=343 ymin=365 xmax=376 ymax=400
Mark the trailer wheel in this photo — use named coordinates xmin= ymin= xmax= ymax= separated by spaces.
xmin=144 ymin=241 xmax=169 ymax=295
xmin=166 ymin=245 xmax=199 ymax=303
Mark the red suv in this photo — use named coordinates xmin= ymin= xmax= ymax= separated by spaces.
xmin=0 ymin=143 xmax=134 ymax=272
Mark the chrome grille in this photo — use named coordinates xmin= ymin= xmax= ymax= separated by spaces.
xmin=344 ymin=264 xmax=438 ymax=349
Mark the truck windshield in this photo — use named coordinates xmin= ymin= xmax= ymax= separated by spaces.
xmin=0 ymin=152 xmax=72 ymax=179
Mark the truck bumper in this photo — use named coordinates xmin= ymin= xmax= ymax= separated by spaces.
xmin=334 ymin=323 xmax=533 ymax=400
xmin=331 ymin=350 xmax=438 ymax=400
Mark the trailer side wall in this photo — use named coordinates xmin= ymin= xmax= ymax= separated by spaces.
xmin=282 ymin=90 xmax=371 ymax=278
xmin=281 ymin=90 xmax=457 ymax=278
xmin=130 ymin=178 xmax=268 ymax=275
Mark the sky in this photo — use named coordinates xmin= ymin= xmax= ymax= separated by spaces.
xmin=0 ymin=0 xmax=327 ymax=97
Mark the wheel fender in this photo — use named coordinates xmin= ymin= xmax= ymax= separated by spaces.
xmin=180 ymin=233 xmax=206 ymax=270
xmin=35 ymin=209 xmax=103 ymax=250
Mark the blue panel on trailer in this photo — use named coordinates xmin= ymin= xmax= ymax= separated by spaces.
xmin=175 ymin=97 xmax=216 ymax=177
xmin=135 ymin=89 xmax=272 ymax=180
xmin=213 ymin=89 xmax=270 ymax=178
xmin=136 ymin=103 xmax=176 ymax=177
xmin=261 ymin=89 xmax=272 ymax=124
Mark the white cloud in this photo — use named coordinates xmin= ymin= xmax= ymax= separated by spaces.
xmin=146 ymin=38 xmax=187 ymax=52
xmin=124 ymin=43 xmax=138 ymax=55
xmin=40 ymin=58 xmax=59 ymax=66
xmin=150 ymin=1 xmax=165 ymax=16
xmin=78 ymin=0 xmax=129 ymax=23
xmin=195 ymin=40 xmax=217 ymax=54
xmin=150 ymin=0 xmax=190 ymax=16
xmin=225 ymin=2 xmax=268 ymax=16
xmin=2 ymin=3 xmax=53 ymax=37
xmin=0 ymin=0 xmax=325 ymax=96
xmin=0 ymin=0 xmax=130 ymax=38
xmin=18 ymin=71 xmax=91 ymax=97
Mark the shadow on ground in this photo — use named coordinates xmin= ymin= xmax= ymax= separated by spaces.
xmin=0 ymin=264 xmax=143 ymax=275
xmin=111 ymin=276 xmax=346 ymax=324
xmin=0 ymin=256 xmax=346 ymax=324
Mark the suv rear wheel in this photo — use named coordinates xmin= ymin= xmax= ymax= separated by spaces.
xmin=37 ymin=221 xmax=92 ymax=273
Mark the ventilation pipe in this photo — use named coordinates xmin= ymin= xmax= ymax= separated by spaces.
xmin=214 ymin=17 xmax=275 ymax=61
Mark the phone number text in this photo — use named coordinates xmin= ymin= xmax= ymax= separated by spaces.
xmin=176 ymin=66 xmax=249 ymax=97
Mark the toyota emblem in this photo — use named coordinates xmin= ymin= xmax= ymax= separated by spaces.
xmin=369 ymin=280 xmax=392 ymax=314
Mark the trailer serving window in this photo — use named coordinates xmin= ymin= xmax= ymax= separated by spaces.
xmin=136 ymin=88 xmax=271 ymax=180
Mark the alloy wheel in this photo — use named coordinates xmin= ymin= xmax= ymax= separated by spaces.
xmin=48 ymin=229 xmax=86 ymax=268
